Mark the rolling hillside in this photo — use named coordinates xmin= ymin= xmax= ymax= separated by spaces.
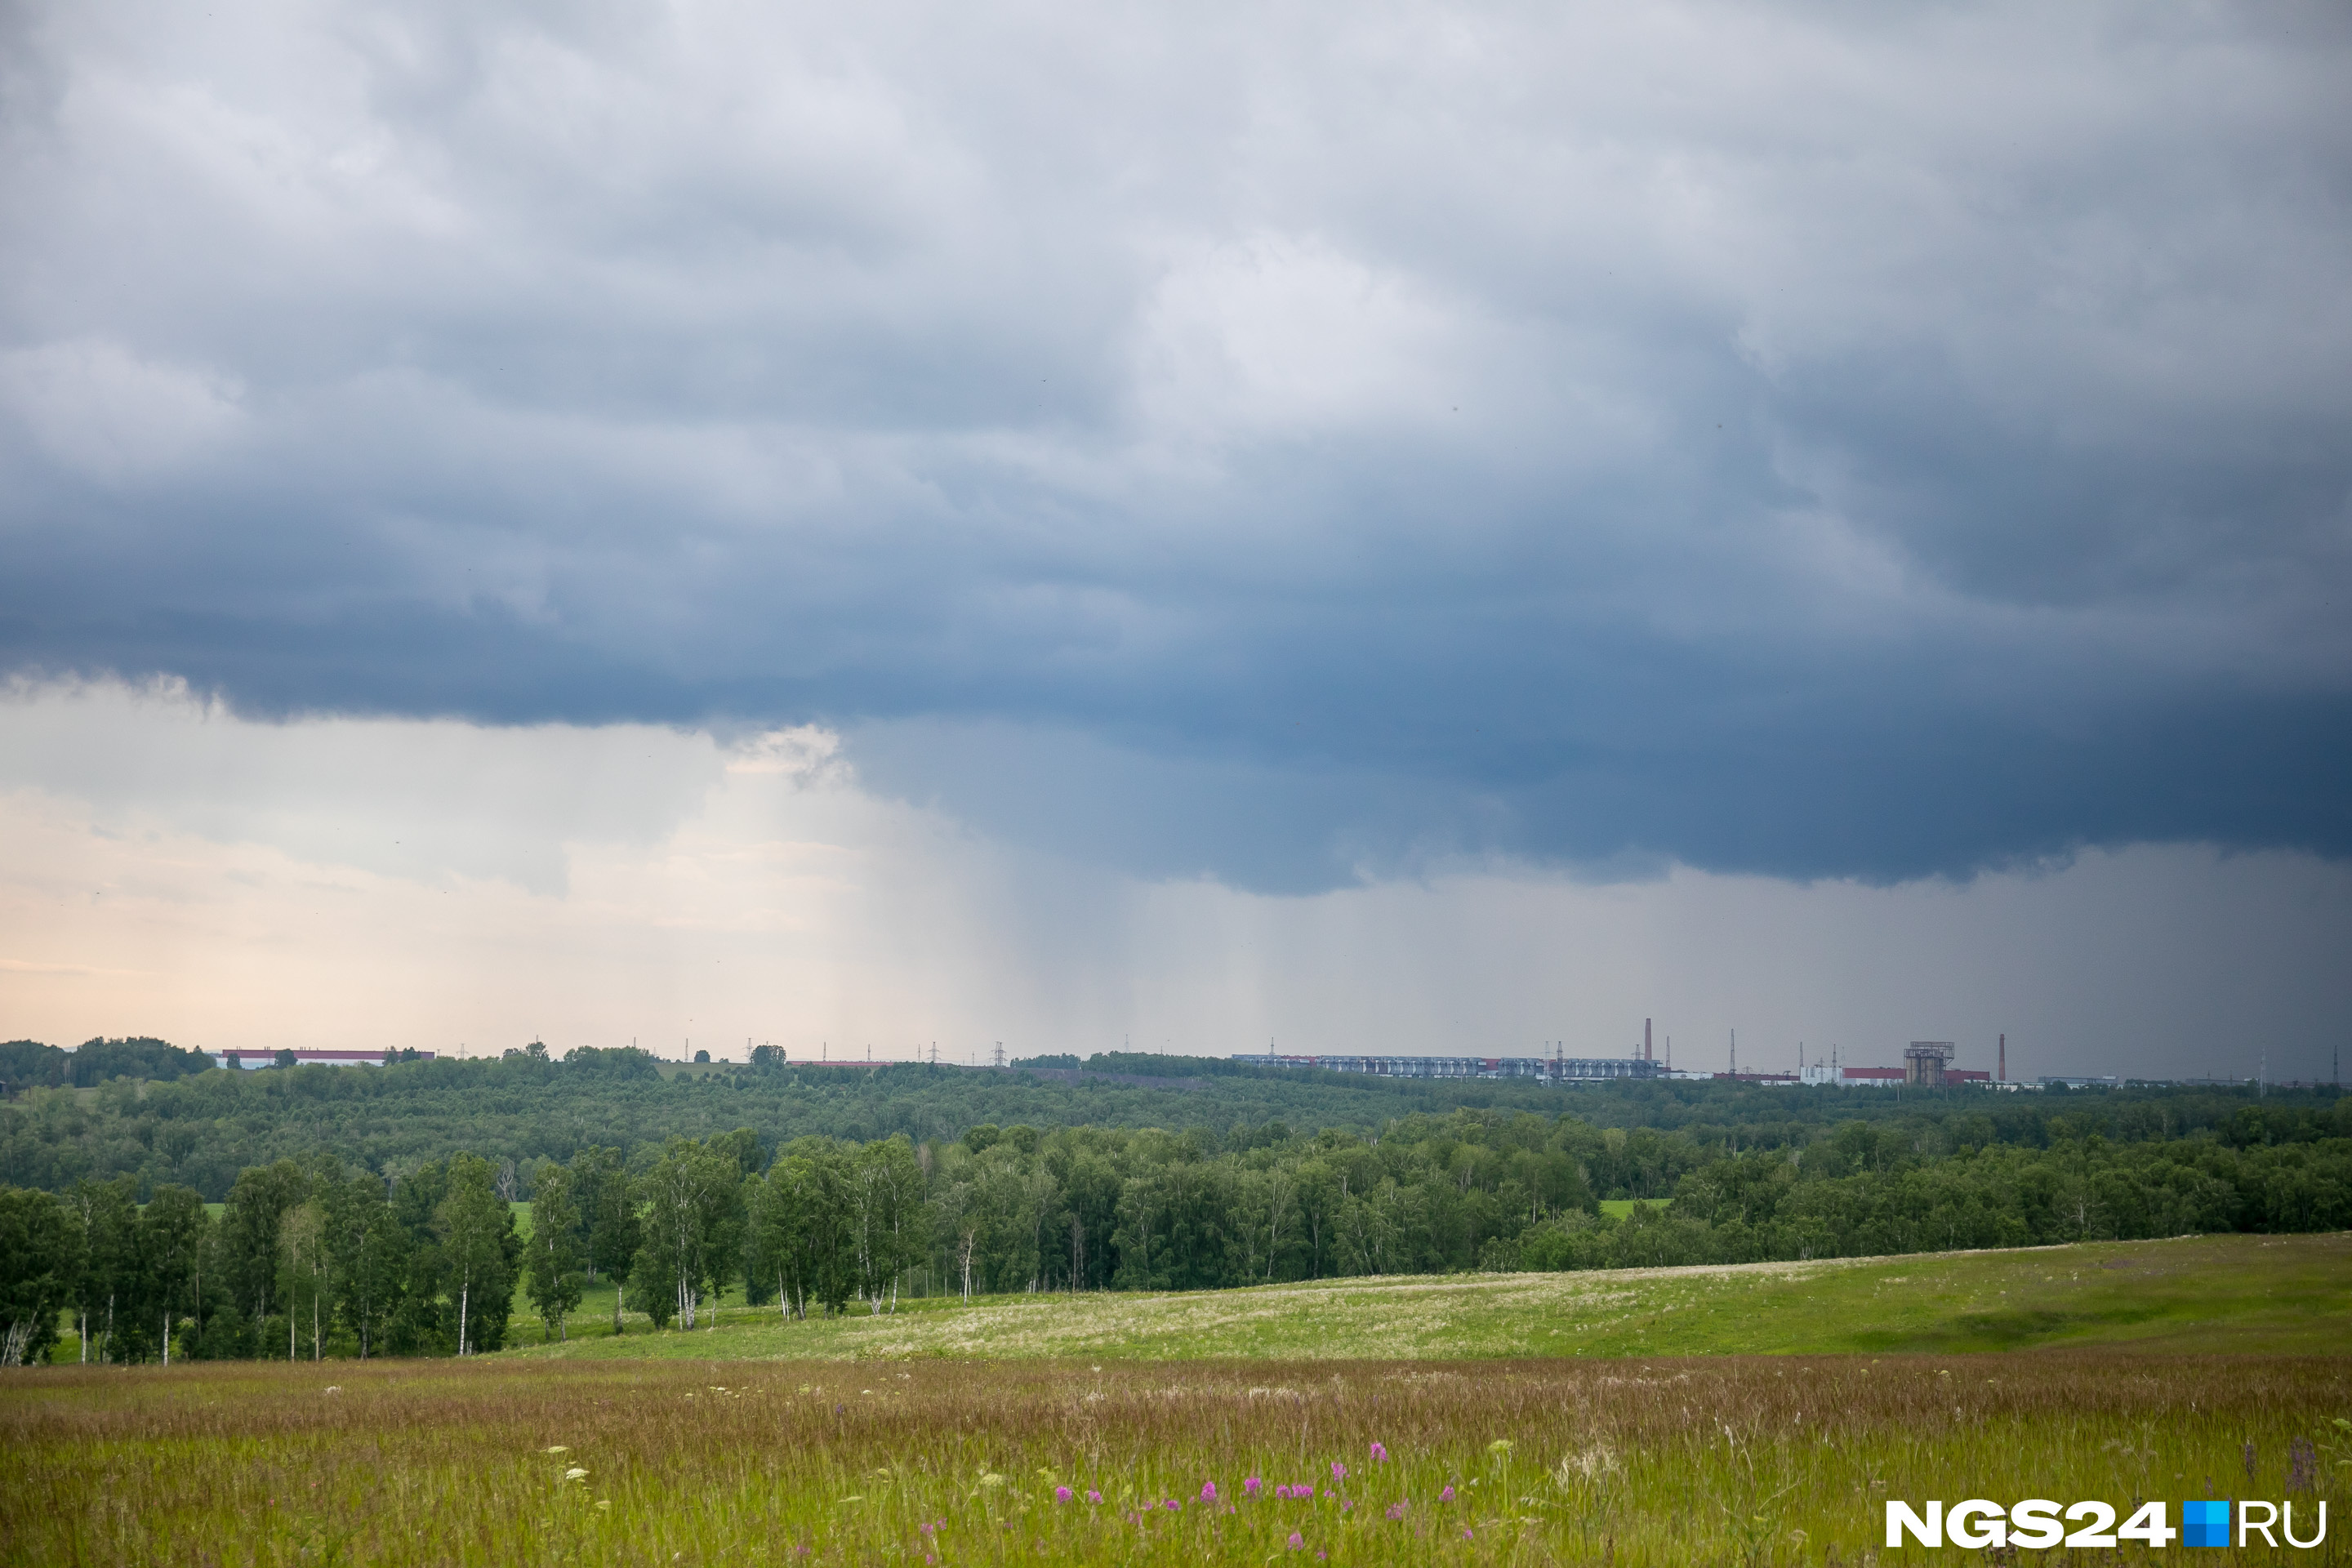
xmin=503 ymin=1230 xmax=2351 ymax=1361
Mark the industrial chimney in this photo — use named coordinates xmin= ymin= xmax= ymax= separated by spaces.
xmin=1645 ymin=1018 xmax=1653 ymax=1062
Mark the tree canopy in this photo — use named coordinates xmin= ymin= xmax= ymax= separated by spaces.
xmin=7 ymin=1038 xmax=2340 ymax=1202
xmin=2 ymin=1086 xmax=2344 ymax=1365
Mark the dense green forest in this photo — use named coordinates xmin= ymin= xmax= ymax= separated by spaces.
xmin=3 ymin=1038 xmax=2338 ymax=1200
xmin=0 ymin=1036 xmax=215 ymax=1092
xmin=2 ymin=1042 xmax=2344 ymax=1366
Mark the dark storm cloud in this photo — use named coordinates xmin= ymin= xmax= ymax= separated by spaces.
xmin=3 ymin=0 xmax=2349 ymax=889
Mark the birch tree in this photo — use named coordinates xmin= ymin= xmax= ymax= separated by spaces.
xmin=585 ymin=1160 xmax=639 ymax=1335
xmin=746 ymin=1153 xmax=829 ymax=1319
xmin=627 ymin=1138 xmax=744 ymax=1330
xmin=435 ymin=1153 xmax=517 ymax=1356
xmin=567 ymin=1146 xmax=625 ymax=1285
xmin=523 ymin=1161 xmax=584 ymax=1341
xmin=277 ymin=1199 xmax=329 ymax=1361
xmin=326 ymin=1174 xmax=405 ymax=1360
xmin=67 ymin=1176 xmax=138 ymax=1363
xmin=850 ymin=1137 xmax=927 ymax=1312
xmin=138 ymin=1185 xmax=209 ymax=1365
xmin=221 ymin=1160 xmax=310 ymax=1328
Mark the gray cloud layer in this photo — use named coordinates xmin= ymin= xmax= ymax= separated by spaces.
xmin=4 ymin=0 xmax=2349 ymax=889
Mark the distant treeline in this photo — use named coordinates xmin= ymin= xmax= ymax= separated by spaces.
xmin=0 ymin=1038 xmax=215 ymax=1093
xmin=3 ymin=1094 xmax=2345 ymax=1365
xmin=4 ymin=1036 xmax=2341 ymax=1203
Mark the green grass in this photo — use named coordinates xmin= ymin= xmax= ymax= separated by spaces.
xmin=499 ymin=1232 xmax=2352 ymax=1362
xmin=14 ymin=1235 xmax=2349 ymax=1565
xmin=7 ymin=1352 xmax=2346 ymax=1566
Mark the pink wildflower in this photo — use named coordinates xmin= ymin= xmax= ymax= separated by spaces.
xmin=1287 ymin=1532 xmax=1305 ymax=1550
xmin=1164 ymin=1499 xmax=1179 ymax=1511
xmin=1200 ymin=1481 xmax=1218 ymax=1503
xmin=1244 ymin=1477 xmax=1263 ymax=1496
xmin=1330 ymin=1461 xmax=1348 ymax=1481
xmin=1054 ymin=1486 xmax=1072 ymax=1503
xmin=1085 ymin=1490 xmax=1102 ymax=1504
xmin=1440 ymin=1485 xmax=1455 ymax=1502
xmin=1370 ymin=1441 xmax=1388 ymax=1463
xmin=1386 ymin=1502 xmax=1407 ymax=1521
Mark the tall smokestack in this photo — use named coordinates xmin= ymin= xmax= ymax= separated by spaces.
xmin=1998 ymin=1033 xmax=2006 ymax=1083
xmin=1645 ymin=1018 xmax=1653 ymax=1062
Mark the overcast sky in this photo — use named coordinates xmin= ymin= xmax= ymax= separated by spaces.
xmin=2 ymin=2 xmax=2347 ymax=1078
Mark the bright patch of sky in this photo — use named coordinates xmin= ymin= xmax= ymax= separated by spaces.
xmin=2 ymin=682 xmax=2345 ymax=1080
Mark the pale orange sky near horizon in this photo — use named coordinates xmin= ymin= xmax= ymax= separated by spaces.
xmin=4 ymin=680 xmax=2347 ymax=1083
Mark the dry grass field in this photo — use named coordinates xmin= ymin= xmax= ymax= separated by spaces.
xmin=5 ymin=1351 xmax=2346 ymax=1566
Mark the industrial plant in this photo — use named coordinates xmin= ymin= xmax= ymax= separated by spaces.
xmin=1233 ymin=1025 xmax=2004 ymax=1087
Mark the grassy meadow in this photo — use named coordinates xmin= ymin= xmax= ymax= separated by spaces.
xmin=8 ymin=1234 xmax=2345 ymax=1564
xmin=5 ymin=1350 xmax=2345 ymax=1566
xmin=510 ymin=1232 xmax=2352 ymax=1362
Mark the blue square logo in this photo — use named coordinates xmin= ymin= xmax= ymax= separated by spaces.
xmin=2182 ymin=1499 xmax=2230 ymax=1548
